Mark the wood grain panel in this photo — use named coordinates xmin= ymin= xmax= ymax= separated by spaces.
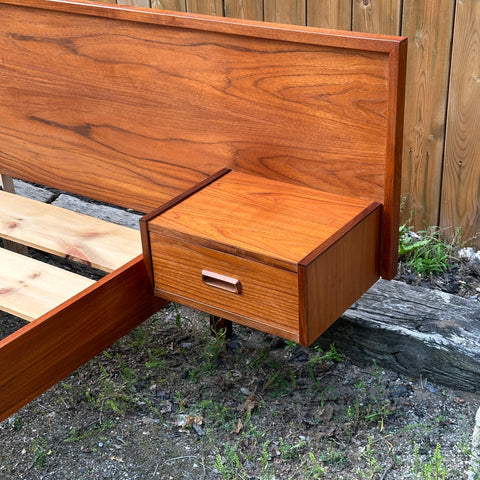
xmin=0 ymin=255 xmax=166 ymax=422
xmin=186 ymin=0 xmax=223 ymax=15
xmin=0 ymin=248 xmax=95 ymax=321
xmin=440 ymin=0 xmax=480 ymax=247
xmin=0 ymin=190 xmax=141 ymax=272
xmin=264 ymin=0 xmax=306 ymax=25
xmin=152 ymin=0 xmax=186 ymax=10
xmin=353 ymin=0 xmax=401 ymax=35
xmin=307 ymin=0 xmax=351 ymax=30
xmin=400 ymin=0 xmax=454 ymax=228
xmin=0 ymin=0 xmax=406 ymax=278
xmin=300 ymin=206 xmax=380 ymax=345
xmin=150 ymin=236 xmax=299 ymax=334
xmin=224 ymin=0 xmax=263 ymax=20
xmin=149 ymin=171 xmax=373 ymax=266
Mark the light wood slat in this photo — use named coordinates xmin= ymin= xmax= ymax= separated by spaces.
xmin=0 ymin=190 xmax=141 ymax=272
xmin=1 ymin=175 xmax=29 ymax=254
xmin=0 ymin=255 xmax=167 ymax=422
xmin=0 ymin=248 xmax=95 ymax=321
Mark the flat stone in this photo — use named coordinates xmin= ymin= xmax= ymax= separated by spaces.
xmin=13 ymin=179 xmax=55 ymax=202
xmin=52 ymin=194 xmax=142 ymax=229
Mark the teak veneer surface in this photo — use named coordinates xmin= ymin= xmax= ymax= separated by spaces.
xmin=0 ymin=0 xmax=407 ymax=279
xmin=0 ymin=248 xmax=95 ymax=321
xmin=144 ymin=170 xmax=382 ymax=345
xmin=0 ymin=190 xmax=141 ymax=272
xmin=148 ymin=171 xmax=374 ymax=269
xmin=0 ymin=255 xmax=167 ymax=422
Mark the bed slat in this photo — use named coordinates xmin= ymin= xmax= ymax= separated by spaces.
xmin=0 ymin=190 xmax=141 ymax=272
xmin=0 ymin=248 xmax=95 ymax=321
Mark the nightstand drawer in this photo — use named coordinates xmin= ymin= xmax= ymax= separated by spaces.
xmin=141 ymin=169 xmax=381 ymax=345
xmin=150 ymin=235 xmax=300 ymax=338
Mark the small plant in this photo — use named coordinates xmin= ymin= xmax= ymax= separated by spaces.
xmin=413 ymin=443 xmax=447 ymax=480
xmin=215 ymin=442 xmax=247 ymax=480
xmin=303 ymin=452 xmax=326 ymax=478
xmin=309 ymin=344 xmax=341 ymax=366
xmin=398 ymin=224 xmax=456 ymax=275
xmin=278 ymin=437 xmax=306 ymax=460
xmin=357 ymin=435 xmax=382 ymax=480
xmin=31 ymin=438 xmax=51 ymax=469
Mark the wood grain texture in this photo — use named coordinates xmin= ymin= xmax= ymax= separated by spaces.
xmin=148 ymin=171 xmax=374 ymax=267
xmin=0 ymin=255 xmax=166 ymax=422
xmin=0 ymin=0 xmax=406 ymax=278
xmin=264 ymin=0 xmax=305 ymax=25
xmin=117 ymin=0 xmax=151 ymax=7
xmin=316 ymin=279 xmax=480 ymax=393
xmin=224 ymin=0 xmax=263 ymax=20
xmin=150 ymin=236 xmax=300 ymax=336
xmin=300 ymin=206 xmax=381 ymax=345
xmin=353 ymin=0 xmax=402 ymax=35
xmin=400 ymin=0 xmax=454 ymax=229
xmin=0 ymin=248 xmax=95 ymax=321
xmin=440 ymin=0 xmax=480 ymax=247
xmin=0 ymin=175 xmax=28 ymax=254
xmin=186 ymin=0 xmax=223 ymax=15
xmin=0 ymin=190 xmax=141 ymax=272
xmin=152 ymin=0 xmax=186 ymax=11
xmin=307 ymin=0 xmax=351 ymax=30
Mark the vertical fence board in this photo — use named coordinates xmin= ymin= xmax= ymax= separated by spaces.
xmin=186 ymin=0 xmax=223 ymax=15
xmin=224 ymin=0 xmax=263 ymax=20
xmin=307 ymin=0 xmax=352 ymax=30
xmin=352 ymin=0 xmax=401 ymax=35
xmin=400 ymin=0 xmax=454 ymax=228
xmin=152 ymin=0 xmax=187 ymax=11
xmin=117 ymin=0 xmax=151 ymax=7
xmin=441 ymin=0 xmax=480 ymax=246
xmin=264 ymin=0 xmax=306 ymax=25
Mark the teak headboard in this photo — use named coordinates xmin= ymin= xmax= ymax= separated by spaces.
xmin=0 ymin=0 xmax=407 ymax=279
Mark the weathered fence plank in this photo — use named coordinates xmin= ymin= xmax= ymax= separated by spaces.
xmin=152 ymin=0 xmax=186 ymax=11
xmin=307 ymin=0 xmax=351 ymax=30
xmin=264 ymin=0 xmax=306 ymax=25
xmin=117 ymin=0 xmax=151 ymax=6
xmin=400 ymin=0 xmax=454 ymax=228
xmin=224 ymin=0 xmax=263 ymax=20
xmin=352 ymin=0 xmax=402 ymax=35
xmin=441 ymin=0 xmax=480 ymax=246
xmin=186 ymin=0 xmax=223 ymax=15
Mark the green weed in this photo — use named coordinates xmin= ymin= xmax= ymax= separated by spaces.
xmin=398 ymin=224 xmax=457 ymax=275
xmin=413 ymin=443 xmax=447 ymax=480
xmin=303 ymin=452 xmax=326 ymax=478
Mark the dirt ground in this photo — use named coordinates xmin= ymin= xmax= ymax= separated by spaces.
xmin=1 ymin=295 xmax=479 ymax=479
xmin=1 ymin=231 xmax=479 ymax=479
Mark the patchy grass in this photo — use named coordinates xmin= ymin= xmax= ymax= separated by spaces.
xmin=0 ymin=305 xmax=478 ymax=479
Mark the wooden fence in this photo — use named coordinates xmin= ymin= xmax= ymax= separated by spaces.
xmin=107 ymin=0 xmax=480 ymax=246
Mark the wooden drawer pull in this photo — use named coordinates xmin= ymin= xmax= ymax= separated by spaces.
xmin=201 ymin=270 xmax=241 ymax=294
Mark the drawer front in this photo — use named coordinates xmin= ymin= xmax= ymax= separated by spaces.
xmin=150 ymin=234 xmax=299 ymax=335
